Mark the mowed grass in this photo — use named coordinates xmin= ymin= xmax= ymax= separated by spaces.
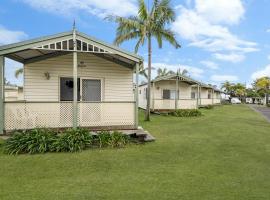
xmin=1 ymin=105 xmax=270 ymax=200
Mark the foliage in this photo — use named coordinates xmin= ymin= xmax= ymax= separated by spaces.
xmin=107 ymin=0 xmax=181 ymax=121
xmin=95 ymin=131 xmax=130 ymax=148
xmin=4 ymin=129 xmax=132 ymax=155
xmin=4 ymin=129 xmax=57 ymax=155
xmin=50 ymin=128 xmax=93 ymax=152
xmin=169 ymin=109 xmax=202 ymax=117
xmin=14 ymin=68 xmax=23 ymax=79
xmin=156 ymin=67 xmax=175 ymax=78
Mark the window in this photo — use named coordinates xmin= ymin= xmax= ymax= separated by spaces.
xmin=60 ymin=78 xmax=101 ymax=102
xmin=60 ymin=78 xmax=80 ymax=101
xmin=82 ymin=79 xmax=101 ymax=101
xmin=191 ymin=92 xmax=196 ymax=99
xmin=208 ymin=90 xmax=212 ymax=99
xmin=144 ymin=88 xmax=148 ymax=99
xmin=163 ymin=90 xmax=176 ymax=100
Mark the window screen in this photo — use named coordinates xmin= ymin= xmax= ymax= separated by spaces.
xmin=82 ymin=79 xmax=101 ymax=101
xmin=208 ymin=90 xmax=212 ymax=99
xmin=191 ymin=92 xmax=196 ymax=99
xmin=163 ymin=90 xmax=170 ymax=99
xmin=60 ymin=78 xmax=80 ymax=101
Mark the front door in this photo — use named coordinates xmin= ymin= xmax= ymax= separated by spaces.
xmin=80 ymin=78 xmax=102 ymax=126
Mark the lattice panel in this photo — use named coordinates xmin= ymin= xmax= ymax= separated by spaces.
xmin=4 ymin=102 xmax=73 ymax=130
xmin=4 ymin=102 xmax=135 ymax=131
xmin=200 ymin=99 xmax=213 ymax=105
xmin=33 ymin=39 xmax=111 ymax=53
xmin=78 ymin=102 xmax=135 ymax=127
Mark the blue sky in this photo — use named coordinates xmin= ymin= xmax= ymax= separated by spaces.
xmin=0 ymin=0 xmax=270 ymax=88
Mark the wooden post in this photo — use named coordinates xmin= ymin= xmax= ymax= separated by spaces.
xmin=0 ymin=56 xmax=4 ymax=134
xmin=175 ymin=76 xmax=179 ymax=110
xmin=152 ymin=81 xmax=155 ymax=111
xmin=212 ymin=89 xmax=214 ymax=105
xmin=196 ymin=84 xmax=199 ymax=109
xmin=72 ymin=27 xmax=78 ymax=129
xmin=135 ymin=63 xmax=139 ymax=129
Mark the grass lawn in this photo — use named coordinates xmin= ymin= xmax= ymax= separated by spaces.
xmin=1 ymin=105 xmax=270 ymax=199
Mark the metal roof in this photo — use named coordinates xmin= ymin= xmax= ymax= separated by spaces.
xmin=139 ymin=74 xmax=222 ymax=91
xmin=0 ymin=30 xmax=143 ymax=67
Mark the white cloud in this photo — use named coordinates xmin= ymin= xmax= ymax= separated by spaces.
xmin=213 ymin=53 xmax=245 ymax=63
xmin=251 ymin=65 xmax=270 ymax=80
xmin=195 ymin=0 xmax=245 ymax=25
xmin=200 ymin=60 xmax=218 ymax=69
xmin=172 ymin=0 xmax=258 ymax=62
xmin=266 ymin=29 xmax=270 ymax=33
xmin=211 ymin=74 xmax=238 ymax=82
xmin=151 ymin=62 xmax=204 ymax=78
xmin=0 ymin=26 xmax=27 ymax=45
xmin=22 ymin=0 xmax=137 ymax=18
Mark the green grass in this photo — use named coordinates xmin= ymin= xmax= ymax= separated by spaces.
xmin=1 ymin=105 xmax=270 ymax=199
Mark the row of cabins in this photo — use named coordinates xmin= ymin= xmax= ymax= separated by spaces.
xmin=139 ymin=75 xmax=221 ymax=111
xmin=0 ymin=29 xmax=220 ymax=134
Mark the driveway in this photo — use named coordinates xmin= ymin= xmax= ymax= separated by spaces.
xmin=248 ymin=104 xmax=270 ymax=122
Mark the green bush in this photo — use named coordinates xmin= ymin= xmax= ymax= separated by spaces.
xmin=4 ymin=129 xmax=57 ymax=155
xmin=50 ymin=128 xmax=93 ymax=152
xmin=169 ymin=109 xmax=202 ymax=117
xmin=95 ymin=131 xmax=130 ymax=148
xmin=108 ymin=131 xmax=130 ymax=148
xmin=4 ymin=128 xmax=132 ymax=155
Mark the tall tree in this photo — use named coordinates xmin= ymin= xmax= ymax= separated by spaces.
xmin=221 ymin=81 xmax=233 ymax=94
xmin=156 ymin=67 xmax=175 ymax=78
xmin=254 ymin=77 xmax=270 ymax=105
xmin=107 ymin=0 xmax=181 ymax=121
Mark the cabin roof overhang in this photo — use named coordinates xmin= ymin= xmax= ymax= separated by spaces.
xmin=0 ymin=31 xmax=143 ymax=69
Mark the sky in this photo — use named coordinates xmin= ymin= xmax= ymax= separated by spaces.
xmin=0 ymin=0 xmax=270 ymax=88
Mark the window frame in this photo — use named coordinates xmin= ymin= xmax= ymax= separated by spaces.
xmin=59 ymin=76 xmax=104 ymax=102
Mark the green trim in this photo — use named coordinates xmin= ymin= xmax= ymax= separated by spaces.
xmin=72 ymin=29 xmax=78 ymax=129
xmin=0 ymin=56 xmax=4 ymax=134
xmin=135 ymin=63 xmax=139 ymax=129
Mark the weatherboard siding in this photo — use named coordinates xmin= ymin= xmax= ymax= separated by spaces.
xmin=24 ymin=53 xmax=134 ymax=101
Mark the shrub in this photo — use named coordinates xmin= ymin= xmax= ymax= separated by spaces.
xmin=4 ymin=129 xmax=57 ymax=155
xmin=108 ymin=131 xmax=130 ymax=148
xmin=95 ymin=131 xmax=130 ymax=148
xmin=95 ymin=131 xmax=111 ymax=148
xmin=169 ymin=109 xmax=202 ymax=117
xmin=50 ymin=128 xmax=92 ymax=152
xmin=4 ymin=128 xmax=133 ymax=155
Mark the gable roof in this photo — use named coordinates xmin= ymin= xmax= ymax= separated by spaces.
xmin=0 ymin=30 xmax=143 ymax=66
xmin=139 ymin=74 xmax=221 ymax=91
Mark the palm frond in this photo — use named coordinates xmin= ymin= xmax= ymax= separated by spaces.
xmin=138 ymin=0 xmax=148 ymax=21
xmin=15 ymin=68 xmax=23 ymax=79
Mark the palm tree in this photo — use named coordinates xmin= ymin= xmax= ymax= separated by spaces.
xmin=107 ymin=0 xmax=181 ymax=121
xmin=15 ymin=68 xmax=23 ymax=79
xmin=254 ymin=77 xmax=270 ymax=105
xmin=156 ymin=67 xmax=175 ymax=78
xmin=221 ymin=81 xmax=233 ymax=94
xmin=177 ymin=68 xmax=188 ymax=76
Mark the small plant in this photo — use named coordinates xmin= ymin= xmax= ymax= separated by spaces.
xmin=169 ymin=109 xmax=202 ymax=117
xmin=108 ymin=131 xmax=130 ymax=148
xmin=95 ymin=131 xmax=111 ymax=148
xmin=4 ymin=129 xmax=57 ymax=155
xmin=51 ymin=128 xmax=93 ymax=152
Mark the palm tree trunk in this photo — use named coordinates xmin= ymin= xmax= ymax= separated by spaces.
xmin=145 ymin=35 xmax=151 ymax=121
